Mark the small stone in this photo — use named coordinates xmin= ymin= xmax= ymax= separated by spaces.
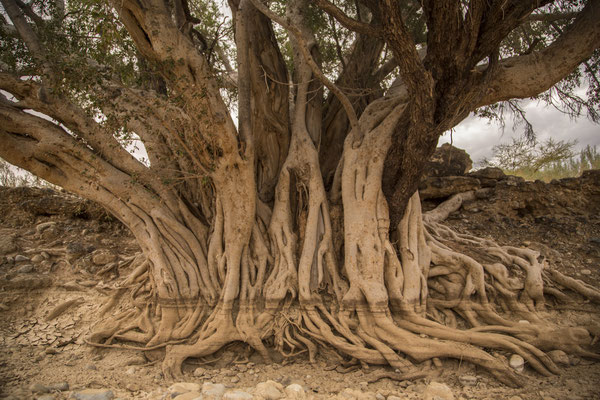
xmin=458 ymin=375 xmax=478 ymax=386
xmin=388 ymin=397 xmax=403 ymax=400
xmin=517 ymin=320 xmax=530 ymax=325
xmin=193 ymin=367 xmax=206 ymax=377
xmin=202 ymin=382 xmax=226 ymax=399
xmin=285 ymin=384 xmax=305 ymax=399
xmin=36 ymin=222 xmax=57 ymax=234
xmin=547 ymin=350 xmax=569 ymax=366
xmin=69 ymin=389 xmax=114 ymax=400
xmin=85 ymin=363 xmax=98 ymax=370
xmin=47 ymin=382 xmax=69 ymax=392
xmin=170 ymin=383 xmax=202 ymax=394
xmin=15 ymin=255 xmax=30 ymax=262
xmin=569 ymin=355 xmax=582 ymax=366
xmin=223 ymin=390 xmax=253 ymax=400
xmin=375 ymin=394 xmax=385 ymax=400
xmin=509 ymin=354 xmax=525 ymax=372
xmin=125 ymin=366 xmax=136 ymax=375
xmin=423 ymin=382 xmax=454 ymax=400
xmin=173 ymin=392 xmax=203 ymax=400
xmin=581 ymin=269 xmax=592 ymax=275
xmin=255 ymin=380 xmax=285 ymax=400
xmin=125 ymin=384 xmax=140 ymax=392
xmin=230 ymin=376 xmax=240 ymax=384
xmin=508 ymin=397 xmax=523 ymax=400
xmin=30 ymin=383 xmax=49 ymax=393
xmin=91 ymin=250 xmax=117 ymax=266
xmin=31 ymin=254 xmax=45 ymax=263
xmin=36 ymin=395 xmax=56 ymax=400
xmin=17 ymin=264 xmax=34 ymax=273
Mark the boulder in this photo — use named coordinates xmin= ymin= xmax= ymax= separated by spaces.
xmin=419 ymin=176 xmax=481 ymax=199
xmin=424 ymin=143 xmax=473 ymax=177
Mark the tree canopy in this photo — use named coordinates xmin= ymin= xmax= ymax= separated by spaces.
xmin=1 ymin=0 xmax=599 ymax=384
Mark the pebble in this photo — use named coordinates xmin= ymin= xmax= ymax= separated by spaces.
xmin=547 ymin=350 xmax=570 ymax=366
xmin=36 ymin=395 xmax=55 ymax=400
xmin=223 ymin=390 xmax=253 ymax=400
xmin=458 ymin=375 xmax=478 ymax=386
xmin=15 ymin=254 xmax=30 ymax=262
xmin=255 ymin=380 xmax=285 ymax=400
xmin=388 ymin=397 xmax=403 ymax=400
xmin=285 ymin=384 xmax=305 ymax=399
xmin=17 ymin=264 xmax=34 ymax=273
xmin=509 ymin=354 xmax=525 ymax=372
xmin=230 ymin=376 xmax=240 ymax=384
xmin=170 ymin=382 xmax=202 ymax=395
xmin=30 ymin=383 xmax=49 ymax=393
xmin=202 ymin=382 xmax=226 ymax=399
xmin=85 ymin=363 xmax=98 ymax=370
xmin=508 ymin=397 xmax=523 ymax=400
xmin=69 ymin=389 xmax=114 ymax=400
xmin=173 ymin=393 xmax=203 ymax=400
xmin=45 ymin=348 xmax=58 ymax=355
xmin=31 ymin=254 xmax=45 ymax=263
xmin=581 ymin=269 xmax=592 ymax=275
xmin=423 ymin=382 xmax=455 ymax=400
xmin=47 ymin=382 xmax=69 ymax=391
xmin=91 ymin=251 xmax=117 ymax=266
xmin=194 ymin=367 xmax=207 ymax=377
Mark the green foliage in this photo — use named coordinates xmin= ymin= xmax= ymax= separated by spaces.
xmin=481 ymin=137 xmax=600 ymax=181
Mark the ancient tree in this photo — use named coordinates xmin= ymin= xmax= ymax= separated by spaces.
xmin=1 ymin=0 xmax=600 ymax=384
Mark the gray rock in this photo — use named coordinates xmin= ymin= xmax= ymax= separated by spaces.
xmin=458 ymin=375 xmax=478 ymax=386
xmin=91 ymin=250 xmax=117 ymax=266
xmin=424 ymin=143 xmax=473 ymax=177
xmin=69 ymin=389 xmax=114 ymax=400
xmin=15 ymin=254 xmax=30 ymax=262
xmin=0 ymin=233 xmax=17 ymax=254
xmin=419 ymin=176 xmax=481 ymax=199
xmin=423 ymin=382 xmax=454 ymax=400
xmin=170 ymin=382 xmax=202 ymax=395
xmin=223 ymin=390 xmax=253 ymax=400
xmin=509 ymin=354 xmax=525 ymax=372
xmin=30 ymin=383 xmax=49 ymax=393
xmin=547 ymin=350 xmax=570 ymax=366
xmin=285 ymin=384 xmax=305 ymax=399
xmin=173 ymin=393 xmax=203 ymax=400
xmin=17 ymin=264 xmax=34 ymax=273
xmin=47 ymin=382 xmax=69 ymax=391
xmin=202 ymin=382 xmax=226 ymax=399
xmin=31 ymin=254 xmax=45 ymax=263
xmin=254 ymin=380 xmax=284 ymax=400
xmin=85 ymin=363 xmax=98 ymax=370
xmin=36 ymin=222 xmax=57 ymax=234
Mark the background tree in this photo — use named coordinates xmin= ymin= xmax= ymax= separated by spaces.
xmin=1 ymin=0 xmax=600 ymax=384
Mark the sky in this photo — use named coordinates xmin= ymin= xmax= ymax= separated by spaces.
xmin=439 ymin=100 xmax=600 ymax=167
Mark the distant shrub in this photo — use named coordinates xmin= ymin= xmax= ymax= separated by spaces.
xmin=481 ymin=137 xmax=600 ymax=181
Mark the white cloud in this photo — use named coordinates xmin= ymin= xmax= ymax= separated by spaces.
xmin=439 ymin=101 xmax=600 ymax=166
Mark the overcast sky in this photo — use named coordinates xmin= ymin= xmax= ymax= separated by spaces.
xmin=439 ymin=100 xmax=600 ymax=167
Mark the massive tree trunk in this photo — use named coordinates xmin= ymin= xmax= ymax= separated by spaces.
xmin=1 ymin=0 xmax=600 ymax=387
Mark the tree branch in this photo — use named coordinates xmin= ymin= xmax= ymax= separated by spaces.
xmin=0 ymin=0 xmax=46 ymax=64
xmin=313 ymin=0 xmax=381 ymax=37
xmin=480 ymin=0 xmax=600 ymax=106
xmin=249 ymin=0 xmax=361 ymax=139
